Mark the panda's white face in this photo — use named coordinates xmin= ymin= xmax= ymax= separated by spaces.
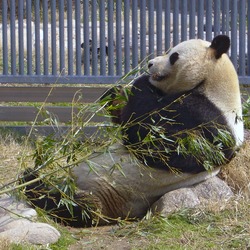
xmin=148 ymin=39 xmax=213 ymax=94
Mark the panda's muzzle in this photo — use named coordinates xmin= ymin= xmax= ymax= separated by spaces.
xmin=150 ymin=74 xmax=168 ymax=81
xmin=148 ymin=61 xmax=168 ymax=81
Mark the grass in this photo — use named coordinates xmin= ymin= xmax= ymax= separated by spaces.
xmin=1 ymin=200 xmax=249 ymax=249
xmin=98 ymin=200 xmax=249 ymax=250
xmin=0 ymin=116 xmax=249 ymax=249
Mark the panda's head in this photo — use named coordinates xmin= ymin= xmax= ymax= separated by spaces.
xmin=148 ymin=35 xmax=233 ymax=94
xmin=148 ymin=35 xmax=244 ymax=147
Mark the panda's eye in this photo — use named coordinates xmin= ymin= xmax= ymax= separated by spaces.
xmin=169 ymin=52 xmax=179 ymax=65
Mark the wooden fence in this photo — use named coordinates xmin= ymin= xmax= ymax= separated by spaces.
xmin=0 ymin=85 xmax=110 ymax=136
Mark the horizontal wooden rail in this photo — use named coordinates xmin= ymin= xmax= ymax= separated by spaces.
xmin=0 ymin=125 xmax=107 ymax=138
xmin=0 ymin=106 xmax=109 ymax=123
xmin=0 ymin=86 xmax=113 ymax=136
xmin=0 ymin=86 xmax=108 ymax=103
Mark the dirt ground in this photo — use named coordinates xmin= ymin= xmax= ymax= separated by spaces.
xmin=68 ymin=225 xmax=149 ymax=250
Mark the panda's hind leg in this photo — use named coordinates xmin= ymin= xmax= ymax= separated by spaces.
xmin=20 ymin=169 xmax=103 ymax=227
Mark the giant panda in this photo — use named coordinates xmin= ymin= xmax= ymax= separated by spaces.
xmin=22 ymin=35 xmax=244 ymax=227
xmin=106 ymin=34 xmax=244 ymax=173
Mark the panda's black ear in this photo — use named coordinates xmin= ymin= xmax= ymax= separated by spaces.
xmin=170 ymin=52 xmax=179 ymax=65
xmin=210 ymin=35 xmax=230 ymax=59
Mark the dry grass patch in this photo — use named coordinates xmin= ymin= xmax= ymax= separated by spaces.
xmin=0 ymin=238 xmax=11 ymax=250
xmin=0 ymin=131 xmax=34 ymax=187
xmin=220 ymin=130 xmax=250 ymax=197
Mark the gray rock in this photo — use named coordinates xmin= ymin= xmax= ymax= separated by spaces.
xmin=0 ymin=195 xmax=60 ymax=245
xmin=193 ymin=176 xmax=233 ymax=202
xmin=152 ymin=176 xmax=233 ymax=216
xmin=0 ymin=220 xmax=60 ymax=245
xmin=0 ymin=195 xmax=36 ymax=219
xmin=151 ymin=188 xmax=200 ymax=215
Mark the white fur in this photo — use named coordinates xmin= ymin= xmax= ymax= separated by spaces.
xmin=148 ymin=39 xmax=244 ymax=147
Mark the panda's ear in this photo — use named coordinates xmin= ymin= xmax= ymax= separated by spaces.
xmin=210 ymin=35 xmax=230 ymax=59
xmin=169 ymin=52 xmax=179 ymax=65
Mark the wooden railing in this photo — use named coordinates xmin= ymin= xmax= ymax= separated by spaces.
xmin=0 ymin=86 xmax=109 ymax=136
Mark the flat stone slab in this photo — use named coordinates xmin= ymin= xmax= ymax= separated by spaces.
xmin=0 ymin=195 xmax=60 ymax=245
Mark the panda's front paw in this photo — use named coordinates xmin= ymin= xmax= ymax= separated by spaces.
xmin=99 ymin=86 xmax=129 ymax=124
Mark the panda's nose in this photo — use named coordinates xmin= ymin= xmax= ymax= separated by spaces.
xmin=148 ymin=61 xmax=153 ymax=69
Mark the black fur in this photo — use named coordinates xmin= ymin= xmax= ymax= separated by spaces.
xmin=210 ymin=35 xmax=230 ymax=59
xmin=117 ymin=75 xmax=235 ymax=173
xmin=169 ymin=52 xmax=179 ymax=65
xmin=22 ymin=169 xmax=95 ymax=227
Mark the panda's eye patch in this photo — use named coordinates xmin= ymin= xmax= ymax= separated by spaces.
xmin=169 ymin=52 xmax=179 ymax=65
